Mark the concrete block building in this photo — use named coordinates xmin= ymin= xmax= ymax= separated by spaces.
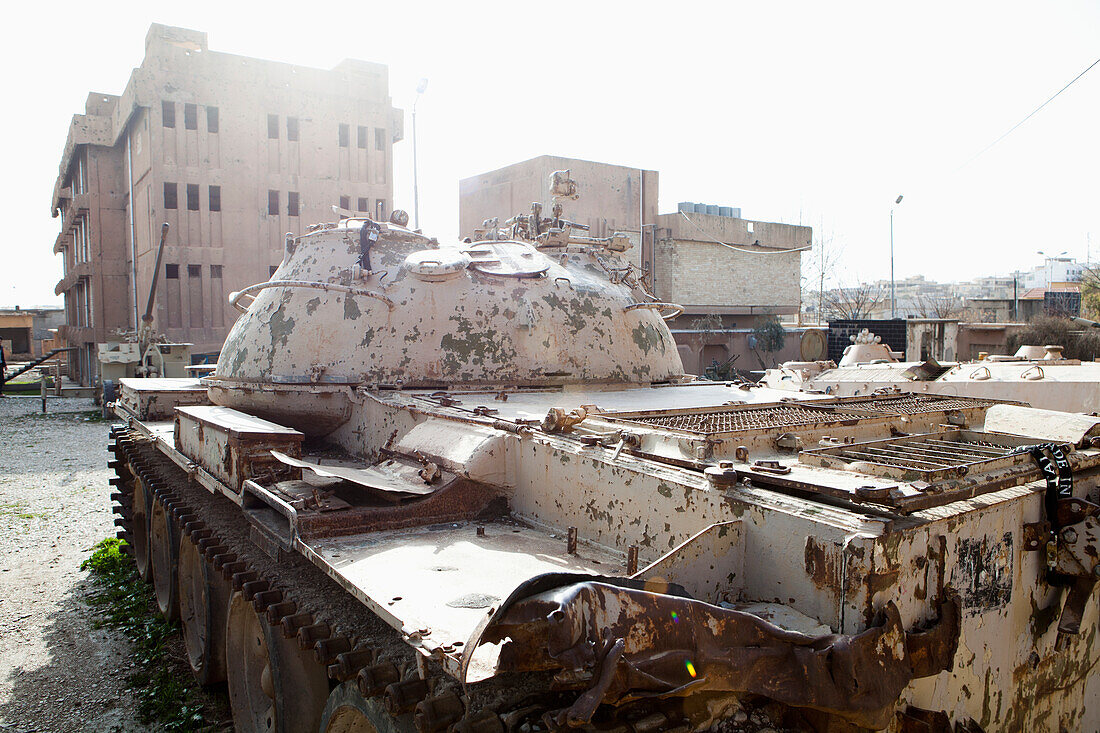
xmin=459 ymin=156 xmax=812 ymax=375
xmin=51 ymin=24 xmax=403 ymax=385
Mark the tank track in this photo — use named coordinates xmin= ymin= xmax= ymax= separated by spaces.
xmin=108 ymin=425 xmax=581 ymax=733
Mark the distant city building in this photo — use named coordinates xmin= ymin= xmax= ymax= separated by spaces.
xmin=50 ymin=24 xmax=403 ymax=385
xmin=459 ymin=156 xmax=813 ymax=374
xmin=1022 ymin=257 xmax=1085 ymax=290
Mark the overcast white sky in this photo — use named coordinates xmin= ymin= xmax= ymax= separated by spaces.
xmin=2 ymin=1 xmax=1098 ymax=307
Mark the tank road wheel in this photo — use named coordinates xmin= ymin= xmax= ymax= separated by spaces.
xmin=178 ymin=534 xmax=229 ymax=684
xmin=149 ymin=495 xmax=180 ymax=621
xmin=131 ymin=476 xmax=153 ymax=581
xmin=320 ymin=681 xmax=417 ymax=733
xmin=226 ymin=591 xmax=329 ymax=733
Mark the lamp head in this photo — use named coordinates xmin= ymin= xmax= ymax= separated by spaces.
xmin=895 ymin=195 xmax=904 ymax=204
xmin=416 ymin=78 xmax=429 ymax=94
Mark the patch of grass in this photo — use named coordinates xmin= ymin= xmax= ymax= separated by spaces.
xmin=81 ymin=538 xmax=208 ymax=731
xmin=0 ymin=502 xmax=46 ymax=520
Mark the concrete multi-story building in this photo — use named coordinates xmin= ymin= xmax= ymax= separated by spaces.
xmin=51 ymin=23 xmax=403 ymax=384
xmin=459 ymin=156 xmax=813 ymax=374
xmin=653 ymin=208 xmax=812 ymax=372
xmin=459 ymin=155 xmax=658 ymax=274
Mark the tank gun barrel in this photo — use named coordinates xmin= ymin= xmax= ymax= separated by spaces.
xmin=142 ymin=222 xmax=170 ymax=325
xmin=1071 ymin=316 xmax=1100 ymax=328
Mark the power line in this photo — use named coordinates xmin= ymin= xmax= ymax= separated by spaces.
xmin=958 ymin=55 xmax=1100 ymax=171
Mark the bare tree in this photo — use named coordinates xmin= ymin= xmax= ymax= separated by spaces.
xmin=801 ymin=232 xmax=843 ymax=323
xmin=912 ymin=292 xmax=963 ymax=319
xmin=822 ymin=284 xmax=886 ymax=320
xmin=1081 ymin=265 xmax=1100 ymax=320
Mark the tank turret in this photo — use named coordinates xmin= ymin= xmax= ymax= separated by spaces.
xmin=205 ymin=174 xmax=684 ymax=434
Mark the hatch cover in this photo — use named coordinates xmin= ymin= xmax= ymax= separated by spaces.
xmin=464 ymin=241 xmax=549 ymax=278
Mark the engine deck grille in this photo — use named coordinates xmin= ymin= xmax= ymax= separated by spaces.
xmin=602 ymin=394 xmax=998 ymax=437
xmin=843 ymin=394 xmax=997 ymax=414
xmin=799 ymin=430 xmax=1039 ymax=483
xmin=617 ymin=404 xmax=868 ymax=434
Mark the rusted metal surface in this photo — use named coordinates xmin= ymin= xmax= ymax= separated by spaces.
xmin=476 ymin=576 xmax=958 ymax=730
xmin=800 ymin=430 xmax=1039 ymax=483
xmin=116 ymin=377 xmax=209 ymax=420
xmin=174 ymin=405 xmax=303 ymax=493
xmin=291 ymin=478 xmax=504 ymax=540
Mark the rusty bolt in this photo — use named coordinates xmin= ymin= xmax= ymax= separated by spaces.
xmin=385 ymin=678 xmax=430 ymax=716
xmin=252 ymin=589 xmax=283 ymax=612
xmin=297 ymin=622 xmax=331 ymax=650
xmin=735 ymin=445 xmax=749 ymax=462
xmin=241 ymin=580 xmax=271 ymax=602
xmin=231 ymin=571 xmax=258 ymax=591
xmin=627 ymin=546 xmax=640 ymax=575
xmin=476 ymin=526 xmax=485 ymax=537
xmin=266 ymin=601 xmax=297 ymax=625
xmin=280 ymin=613 xmax=313 ymax=639
xmin=414 ymin=691 xmax=465 ymax=733
xmin=315 ymin=636 xmax=352 ymax=665
xmin=332 ymin=648 xmax=376 ymax=680
xmin=357 ymin=662 xmax=400 ymax=697
xmin=567 ymin=527 xmax=578 ymax=555
xmin=221 ymin=561 xmax=248 ymax=581
xmin=1062 ymin=527 xmax=1079 ymax=544
xmin=212 ymin=553 xmax=237 ymax=571
xmin=453 ymin=710 xmax=505 ymax=733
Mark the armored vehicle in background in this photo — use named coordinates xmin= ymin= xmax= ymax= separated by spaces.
xmin=108 ymin=177 xmax=1100 ymax=732
xmin=762 ymin=329 xmax=1100 ymax=414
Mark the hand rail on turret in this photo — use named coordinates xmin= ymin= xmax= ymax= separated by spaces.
xmin=229 ymin=280 xmax=396 ymax=313
xmin=623 ymin=301 xmax=684 ymax=320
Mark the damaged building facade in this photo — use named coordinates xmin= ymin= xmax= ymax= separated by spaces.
xmin=460 ymin=156 xmax=815 ymax=375
xmin=50 ymin=23 xmax=403 ymax=385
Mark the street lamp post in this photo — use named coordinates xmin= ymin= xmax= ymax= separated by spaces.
xmin=412 ymin=77 xmax=428 ymax=230
xmin=890 ymin=194 xmax=903 ymax=319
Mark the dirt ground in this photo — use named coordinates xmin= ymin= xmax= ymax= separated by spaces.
xmin=0 ymin=397 xmax=148 ymax=733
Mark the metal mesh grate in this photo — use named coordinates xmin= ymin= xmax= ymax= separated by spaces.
xmin=824 ymin=436 xmax=1014 ymax=471
xmin=846 ymin=394 xmax=996 ymax=414
xmin=620 ymin=404 xmax=869 ymax=434
xmin=799 ymin=430 xmax=1037 ymax=483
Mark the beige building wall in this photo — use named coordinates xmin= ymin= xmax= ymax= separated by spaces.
xmin=51 ymin=24 xmax=403 ymax=384
xmin=654 ymin=211 xmax=809 ymax=316
xmin=458 ymin=156 xmax=658 ymax=271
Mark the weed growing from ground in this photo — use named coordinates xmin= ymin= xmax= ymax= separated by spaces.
xmin=81 ymin=538 xmax=208 ymax=731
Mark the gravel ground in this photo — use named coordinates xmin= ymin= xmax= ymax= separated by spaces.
xmin=0 ymin=397 xmax=149 ymax=732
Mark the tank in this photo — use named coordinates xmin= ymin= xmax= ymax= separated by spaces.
xmin=761 ymin=330 xmax=1100 ymax=413
xmin=108 ymin=178 xmax=1100 ymax=733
